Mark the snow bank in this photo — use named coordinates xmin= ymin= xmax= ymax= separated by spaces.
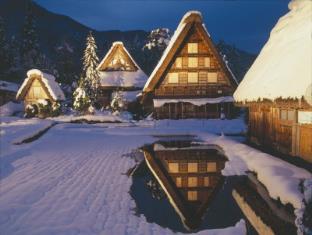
xmin=153 ymin=96 xmax=234 ymax=107
xmin=0 ymin=102 xmax=23 ymax=117
xmin=121 ymin=90 xmax=141 ymax=102
xmin=16 ymin=69 xmax=65 ymax=101
xmin=50 ymin=112 xmax=130 ymax=123
xmin=234 ymin=0 xmax=312 ymax=103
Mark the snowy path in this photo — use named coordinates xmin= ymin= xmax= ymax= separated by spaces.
xmin=0 ymin=122 xmax=246 ymax=235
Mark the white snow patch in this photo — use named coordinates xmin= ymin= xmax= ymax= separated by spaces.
xmin=0 ymin=102 xmax=23 ymax=117
xmin=0 ymin=80 xmax=19 ymax=92
xmin=153 ymin=96 xmax=234 ymax=107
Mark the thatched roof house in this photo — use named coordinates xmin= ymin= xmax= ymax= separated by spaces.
xmin=234 ymin=0 xmax=312 ymax=162
xmin=16 ymin=69 xmax=65 ymax=110
xmin=142 ymin=11 xmax=238 ymax=119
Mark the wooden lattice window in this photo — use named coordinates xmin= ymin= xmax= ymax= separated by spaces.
xmin=207 ymin=162 xmax=217 ymax=172
xmin=176 ymin=177 xmax=182 ymax=187
xmin=175 ymin=57 xmax=182 ymax=68
xmin=204 ymin=177 xmax=210 ymax=187
xmin=188 ymin=162 xmax=198 ymax=173
xmin=188 ymin=43 xmax=198 ymax=53
xmin=168 ymin=162 xmax=179 ymax=173
xmin=188 ymin=57 xmax=198 ymax=68
xmin=188 ymin=72 xmax=198 ymax=83
xmin=168 ymin=73 xmax=179 ymax=83
xmin=204 ymin=57 xmax=210 ymax=67
xmin=33 ymin=87 xmax=41 ymax=98
xmin=280 ymin=109 xmax=287 ymax=120
xmin=207 ymin=72 xmax=218 ymax=83
xmin=188 ymin=177 xmax=198 ymax=187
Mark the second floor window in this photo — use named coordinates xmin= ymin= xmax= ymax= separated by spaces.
xmin=188 ymin=43 xmax=198 ymax=53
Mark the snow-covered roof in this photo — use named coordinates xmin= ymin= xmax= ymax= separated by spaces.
xmin=0 ymin=80 xmax=19 ymax=92
xmin=234 ymin=0 xmax=312 ymax=105
xmin=153 ymin=96 xmax=234 ymax=107
xmin=99 ymin=70 xmax=148 ymax=88
xmin=143 ymin=11 xmax=237 ymax=92
xmin=97 ymin=41 xmax=148 ymax=88
xmin=16 ymin=69 xmax=65 ymax=101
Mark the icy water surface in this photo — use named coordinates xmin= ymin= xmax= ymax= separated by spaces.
xmin=129 ymin=140 xmax=296 ymax=234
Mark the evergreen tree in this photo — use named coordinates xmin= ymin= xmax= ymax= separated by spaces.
xmin=81 ymin=31 xmax=100 ymax=106
xmin=20 ymin=0 xmax=40 ymax=69
xmin=72 ymin=80 xmax=91 ymax=114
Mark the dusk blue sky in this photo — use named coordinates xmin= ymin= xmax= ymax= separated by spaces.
xmin=34 ymin=0 xmax=290 ymax=53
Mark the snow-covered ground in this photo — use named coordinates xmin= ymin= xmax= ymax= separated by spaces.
xmin=0 ymin=117 xmax=310 ymax=235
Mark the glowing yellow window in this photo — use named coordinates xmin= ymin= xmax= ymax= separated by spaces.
xmin=187 ymin=72 xmax=198 ymax=83
xmin=207 ymin=162 xmax=217 ymax=172
xmin=188 ymin=43 xmax=198 ymax=53
xmin=187 ymin=191 xmax=198 ymax=201
xmin=188 ymin=177 xmax=198 ymax=187
xmin=188 ymin=57 xmax=198 ymax=68
xmin=204 ymin=177 xmax=210 ymax=187
xmin=187 ymin=163 xmax=198 ymax=173
xmin=168 ymin=163 xmax=179 ymax=173
xmin=33 ymin=87 xmax=41 ymax=98
xmin=204 ymin=57 xmax=210 ymax=67
xmin=175 ymin=57 xmax=182 ymax=68
xmin=176 ymin=177 xmax=182 ymax=187
xmin=168 ymin=73 xmax=179 ymax=83
xmin=207 ymin=72 xmax=218 ymax=83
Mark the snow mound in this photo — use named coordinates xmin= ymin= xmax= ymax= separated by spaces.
xmin=0 ymin=102 xmax=23 ymax=117
xmin=234 ymin=0 xmax=312 ymax=103
xmin=0 ymin=80 xmax=19 ymax=92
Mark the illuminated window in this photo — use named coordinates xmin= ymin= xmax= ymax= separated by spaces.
xmin=298 ymin=111 xmax=312 ymax=124
xmin=168 ymin=73 xmax=179 ymax=83
xmin=188 ymin=57 xmax=198 ymax=68
xmin=33 ymin=87 xmax=41 ymax=98
xmin=176 ymin=177 xmax=182 ymax=187
xmin=207 ymin=162 xmax=217 ymax=172
xmin=175 ymin=57 xmax=182 ymax=68
xmin=187 ymin=191 xmax=198 ymax=201
xmin=168 ymin=163 xmax=179 ymax=173
xmin=280 ymin=110 xmax=287 ymax=120
xmin=188 ymin=177 xmax=198 ymax=187
xmin=188 ymin=43 xmax=198 ymax=53
xmin=179 ymin=163 xmax=188 ymax=173
xmin=187 ymin=72 xmax=198 ymax=83
xmin=204 ymin=177 xmax=210 ymax=187
xmin=204 ymin=57 xmax=210 ymax=67
xmin=207 ymin=72 xmax=218 ymax=83
xmin=287 ymin=110 xmax=295 ymax=121
xmin=188 ymin=163 xmax=198 ymax=173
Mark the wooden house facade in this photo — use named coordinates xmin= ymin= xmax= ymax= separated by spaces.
xmin=234 ymin=2 xmax=312 ymax=162
xmin=142 ymin=11 xmax=238 ymax=119
xmin=16 ymin=69 xmax=65 ymax=112
xmin=143 ymin=142 xmax=227 ymax=230
xmin=97 ymin=41 xmax=148 ymax=107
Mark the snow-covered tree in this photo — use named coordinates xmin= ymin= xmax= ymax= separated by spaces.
xmin=72 ymin=81 xmax=91 ymax=113
xmin=20 ymin=1 xmax=40 ymax=69
xmin=80 ymin=31 xmax=100 ymax=105
xmin=110 ymin=91 xmax=125 ymax=113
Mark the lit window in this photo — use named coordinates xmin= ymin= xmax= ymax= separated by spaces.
xmin=188 ymin=43 xmax=198 ymax=53
xmin=217 ymin=90 xmax=222 ymax=94
xmin=187 ymin=191 xmax=198 ymax=201
xmin=188 ymin=57 xmax=198 ymax=68
xmin=207 ymin=72 xmax=218 ymax=83
xmin=188 ymin=163 xmax=198 ymax=173
xmin=188 ymin=177 xmax=197 ymax=187
xmin=33 ymin=87 xmax=41 ymax=98
xmin=287 ymin=110 xmax=295 ymax=121
xmin=175 ymin=57 xmax=182 ymax=68
xmin=176 ymin=177 xmax=182 ymax=187
xmin=188 ymin=72 xmax=198 ymax=83
xmin=168 ymin=163 xmax=179 ymax=173
xmin=204 ymin=57 xmax=210 ymax=67
xmin=204 ymin=177 xmax=210 ymax=187
xmin=298 ymin=111 xmax=312 ymax=124
xmin=207 ymin=162 xmax=217 ymax=172
xmin=168 ymin=73 xmax=179 ymax=83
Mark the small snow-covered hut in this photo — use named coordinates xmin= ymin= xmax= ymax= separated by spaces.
xmin=234 ymin=0 xmax=312 ymax=162
xmin=97 ymin=41 xmax=148 ymax=106
xmin=142 ymin=11 xmax=238 ymax=119
xmin=16 ymin=69 xmax=65 ymax=111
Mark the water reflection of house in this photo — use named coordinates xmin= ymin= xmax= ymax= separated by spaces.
xmin=97 ymin=41 xmax=148 ymax=107
xmin=143 ymin=143 xmax=227 ymax=230
xmin=142 ymin=11 xmax=238 ymax=119
xmin=232 ymin=173 xmax=296 ymax=235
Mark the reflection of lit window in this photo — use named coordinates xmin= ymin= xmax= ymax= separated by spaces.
xmin=187 ymin=191 xmax=198 ymax=201
xmin=188 ymin=177 xmax=197 ymax=187
xmin=168 ymin=163 xmax=179 ymax=173
xmin=176 ymin=177 xmax=182 ymax=187
xmin=207 ymin=162 xmax=217 ymax=172
xmin=188 ymin=163 xmax=198 ymax=173
xmin=33 ymin=87 xmax=41 ymax=98
xmin=204 ymin=177 xmax=210 ymax=186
